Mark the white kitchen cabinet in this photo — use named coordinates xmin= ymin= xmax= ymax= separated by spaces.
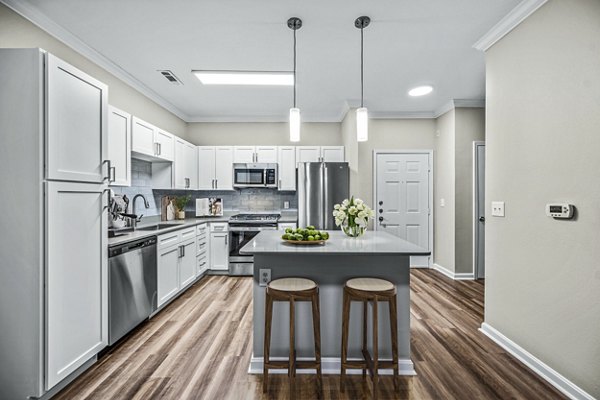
xmin=179 ymin=239 xmax=197 ymax=288
xmin=233 ymin=146 xmax=255 ymax=163
xmin=107 ymin=106 xmax=131 ymax=187
xmin=256 ymin=146 xmax=278 ymax=163
xmin=321 ymin=146 xmax=345 ymax=162
xmin=196 ymin=223 xmax=209 ymax=276
xmin=46 ymin=54 xmax=108 ymax=183
xmin=233 ymin=146 xmax=278 ymax=163
xmin=198 ymin=146 xmax=233 ymax=190
xmin=277 ymin=146 xmax=296 ymax=191
xmin=45 ymin=181 xmax=108 ymax=389
xmin=296 ymin=146 xmax=321 ymax=163
xmin=131 ymin=117 xmax=174 ymax=162
xmin=210 ymin=223 xmax=229 ymax=271
xmin=175 ymin=138 xmax=198 ymax=189
xmin=278 ymin=222 xmax=298 ymax=231
xmin=157 ymin=244 xmax=180 ymax=307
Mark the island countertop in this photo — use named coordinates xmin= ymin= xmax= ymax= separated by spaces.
xmin=240 ymin=230 xmax=430 ymax=256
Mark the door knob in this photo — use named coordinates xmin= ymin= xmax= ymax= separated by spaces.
xmin=479 ymin=216 xmax=485 ymax=222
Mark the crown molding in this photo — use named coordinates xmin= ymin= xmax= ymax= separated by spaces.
xmin=187 ymin=113 xmax=344 ymax=123
xmin=370 ymin=111 xmax=436 ymax=119
xmin=0 ymin=0 xmax=190 ymax=122
xmin=434 ymin=99 xmax=485 ymax=118
xmin=473 ymin=0 xmax=548 ymax=51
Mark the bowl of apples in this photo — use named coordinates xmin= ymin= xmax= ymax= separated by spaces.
xmin=281 ymin=226 xmax=330 ymax=245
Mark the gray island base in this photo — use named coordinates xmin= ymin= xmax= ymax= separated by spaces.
xmin=240 ymin=230 xmax=430 ymax=375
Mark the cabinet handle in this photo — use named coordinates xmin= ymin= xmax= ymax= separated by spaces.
xmin=103 ymin=188 xmax=111 ymax=210
xmin=215 ymin=179 xmax=218 ymax=189
xmin=154 ymin=142 xmax=159 ymax=156
xmin=109 ymin=167 xmax=116 ymax=183
xmin=103 ymin=160 xmax=112 ymax=182
xmin=158 ymin=143 xmax=162 ymax=156
xmin=225 ymin=234 xmax=228 ymax=245
xmin=278 ymin=179 xmax=281 ymax=190
xmin=212 ymin=179 xmax=215 ymax=189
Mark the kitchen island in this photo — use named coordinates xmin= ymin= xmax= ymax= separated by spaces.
xmin=240 ymin=230 xmax=430 ymax=375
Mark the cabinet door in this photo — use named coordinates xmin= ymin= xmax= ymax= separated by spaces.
xmin=277 ymin=146 xmax=296 ymax=191
xmin=158 ymin=245 xmax=180 ymax=307
xmin=296 ymin=146 xmax=320 ymax=163
xmin=185 ymin=142 xmax=198 ymax=190
xmin=214 ymin=146 xmax=234 ymax=190
xmin=107 ymin=106 xmax=131 ymax=187
xmin=321 ymin=146 xmax=345 ymax=162
xmin=155 ymin=129 xmax=175 ymax=161
xmin=210 ymin=232 xmax=229 ymax=270
xmin=233 ymin=146 xmax=255 ymax=163
xmin=131 ymin=117 xmax=156 ymax=157
xmin=256 ymin=146 xmax=278 ymax=163
xmin=198 ymin=147 xmax=216 ymax=190
xmin=46 ymin=181 xmax=107 ymax=390
xmin=179 ymin=239 xmax=197 ymax=288
xmin=46 ymin=54 xmax=108 ymax=183
xmin=174 ymin=138 xmax=187 ymax=189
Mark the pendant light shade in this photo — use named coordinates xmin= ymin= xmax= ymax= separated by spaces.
xmin=288 ymin=17 xmax=302 ymax=142
xmin=289 ymin=108 xmax=300 ymax=142
xmin=355 ymin=16 xmax=370 ymax=142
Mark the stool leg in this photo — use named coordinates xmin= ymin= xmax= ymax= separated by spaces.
xmin=340 ymin=288 xmax=350 ymax=392
xmin=362 ymin=300 xmax=368 ymax=379
xmin=263 ymin=293 xmax=273 ymax=394
xmin=372 ymin=296 xmax=379 ymax=400
xmin=389 ymin=294 xmax=399 ymax=392
xmin=311 ymin=291 xmax=323 ymax=397
xmin=289 ymin=296 xmax=296 ymax=399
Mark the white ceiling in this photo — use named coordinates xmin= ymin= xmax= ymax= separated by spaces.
xmin=15 ymin=0 xmax=520 ymax=122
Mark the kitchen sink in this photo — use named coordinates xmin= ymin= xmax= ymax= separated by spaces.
xmin=136 ymin=223 xmax=179 ymax=231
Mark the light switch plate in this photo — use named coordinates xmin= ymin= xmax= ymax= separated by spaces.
xmin=440 ymin=198 xmax=445 ymax=207
xmin=259 ymin=269 xmax=271 ymax=287
xmin=492 ymin=201 xmax=505 ymax=217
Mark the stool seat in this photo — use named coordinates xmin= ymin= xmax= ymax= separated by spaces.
xmin=346 ymin=277 xmax=394 ymax=292
xmin=269 ymin=277 xmax=317 ymax=292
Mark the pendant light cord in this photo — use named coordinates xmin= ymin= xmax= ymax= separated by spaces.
xmin=293 ymin=27 xmax=297 ymax=108
xmin=360 ymin=26 xmax=364 ymax=108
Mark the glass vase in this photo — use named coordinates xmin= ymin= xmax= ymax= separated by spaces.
xmin=342 ymin=224 xmax=366 ymax=238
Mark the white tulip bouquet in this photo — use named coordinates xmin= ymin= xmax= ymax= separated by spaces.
xmin=332 ymin=197 xmax=375 ymax=237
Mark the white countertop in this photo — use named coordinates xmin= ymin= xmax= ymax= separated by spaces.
xmin=240 ymin=230 xmax=430 ymax=255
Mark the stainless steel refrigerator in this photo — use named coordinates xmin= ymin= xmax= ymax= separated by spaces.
xmin=298 ymin=162 xmax=350 ymax=229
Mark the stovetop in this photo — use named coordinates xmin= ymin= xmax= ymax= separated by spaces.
xmin=229 ymin=213 xmax=280 ymax=223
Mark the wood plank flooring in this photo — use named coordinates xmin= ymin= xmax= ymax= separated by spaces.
xmin=55 ymin=271 xmax=566 ymax=399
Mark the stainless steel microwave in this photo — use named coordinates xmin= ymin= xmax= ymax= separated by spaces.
xmin=232 ymin=163 xmax=278 ymax=188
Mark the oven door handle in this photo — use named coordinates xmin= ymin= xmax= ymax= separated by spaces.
xmin=228 ymin=226 xmax=278 ymax=232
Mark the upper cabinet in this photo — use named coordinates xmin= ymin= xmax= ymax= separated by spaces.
xmin=277 ymin=146 xmax=296 ymax=191
xmin=233 ymin=146 xmax=278 ymax=163
xmin=46 ymin=54 xmax=108 ymax=183
xmin=296 ymin=146 xmax=344 ymax=163
xmin=174 ymin=138 xmax=198 ymax=190
xmin=107 ymin=106 xmax=131 ymax=187
xmin=131 ymin=116 xmax=174 ymax=162
xmin=198 ymin=146 xmax=234 ymax=190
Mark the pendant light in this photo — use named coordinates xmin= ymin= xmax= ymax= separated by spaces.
xmin=288 ymin=17 xmax=302 ymax=142
xmin=355 ymin=16 xmax=370 ymax=142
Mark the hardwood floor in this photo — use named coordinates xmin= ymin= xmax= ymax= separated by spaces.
xmin=55 ymin=271 xmax=566 ymax=400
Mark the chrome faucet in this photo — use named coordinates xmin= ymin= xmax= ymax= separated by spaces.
xmin=131 ymin=194 xmax=150 ymax=228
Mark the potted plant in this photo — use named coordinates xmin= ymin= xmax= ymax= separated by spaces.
xmin=332 ymin=196 xmax=374 ymax=237
xmin=173 ymin=195 xmax=191 ymax=220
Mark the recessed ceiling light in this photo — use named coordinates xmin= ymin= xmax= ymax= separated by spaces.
xmin=408 ymin=85 xmax=433 ymax=97
xmin=192 ymin=71 xmax=294 ymax=86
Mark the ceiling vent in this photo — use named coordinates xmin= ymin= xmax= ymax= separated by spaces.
xmin=158 ymin=70 xmax=183 ymax=85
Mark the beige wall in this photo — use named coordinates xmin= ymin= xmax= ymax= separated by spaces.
xmin=341 ymin=110 xmax=359 ymax=196
xmin=186 ymin=122 xmax=341 ymax=146
xmin=434 ymin=110 xmax=456 ymax=271
xmin=0 ymin=3 xmax=187 ymax=138
xmin=454 ymin=108 xmax=485 ymax=273
xmin=485 ymin=0 xmax=600 ymax=397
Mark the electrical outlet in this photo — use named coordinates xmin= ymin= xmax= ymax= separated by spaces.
xmin=492 ymin=201 xmax=505 ymax=217
xmin=283 ymin=201 xmax=290 ymax=209
xmin=259 ymin=269 xmax=271 ymax=287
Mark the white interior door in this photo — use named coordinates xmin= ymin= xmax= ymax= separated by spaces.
xmin=376 ymin=152 xmax=431 ymax=267
xmin=45 ymin=181 xmax=107 ymax=389
xmin=474 ymin=142 xmax=486 ymax=279
xmin=46 ymin=54 xmax=108 ymax=183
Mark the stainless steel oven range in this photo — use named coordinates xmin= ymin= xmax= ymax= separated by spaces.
xmin=228 ymin=213 xmax=280 ymax=276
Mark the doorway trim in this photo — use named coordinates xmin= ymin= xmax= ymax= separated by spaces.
xmin=372 ymin=149 xmax=434 ymax=268
xmin=473 ymin=141 xmax=485 ymax=278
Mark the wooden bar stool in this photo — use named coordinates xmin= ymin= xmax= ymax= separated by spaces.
xmin=340 ymin=277 xmax=399 ymax=399
xmin=263 ymin=277 xmax=322 ymax=399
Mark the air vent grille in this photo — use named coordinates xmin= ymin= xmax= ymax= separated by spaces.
xmin=158 ymin=70 xmax=183 ymax=85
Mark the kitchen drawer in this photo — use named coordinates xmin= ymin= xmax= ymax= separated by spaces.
xmin=197 ymin=232 xmax=207 ymax=242
xmin=196 ymin=223 xmax=208 ymax=236
xmin=210 ymin=222 xmax=228 ymax=232
xmin=180 ymin=227 xmax=196 ymax=242
xmin=158 ymin=231 xmax=180 ymax=250
xmin=197 ymin=255 xmax=209 ymax=275
xmin=197 ymin=239 xmax=208 ymax=255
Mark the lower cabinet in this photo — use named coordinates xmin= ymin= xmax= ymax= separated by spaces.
xmin=210 ymin=223 xmax=229 ymax=271
xmin=157 ymin=244 xmax=181 ymax=307
xmin=179 ymin=239 xmax=197 ymax=288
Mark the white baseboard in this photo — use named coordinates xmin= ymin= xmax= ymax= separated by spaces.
xmin=248 ymin=356 xmax=416 ymax=376
xmin=431 ymin=263 xmax=474 ymax=280
xmin=480 ymin=323 xmax=595 ymax=400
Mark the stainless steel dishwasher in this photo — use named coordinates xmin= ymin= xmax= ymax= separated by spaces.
xmin=108 ymin=236 xmax=157 ymax=345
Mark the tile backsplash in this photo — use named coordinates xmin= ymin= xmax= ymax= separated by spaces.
xmin=112 ymin=159 xmax=297 ymax=217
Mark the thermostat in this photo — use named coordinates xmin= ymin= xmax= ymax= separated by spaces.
xmin=545 ymin=203 xmax=574 ymax=219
